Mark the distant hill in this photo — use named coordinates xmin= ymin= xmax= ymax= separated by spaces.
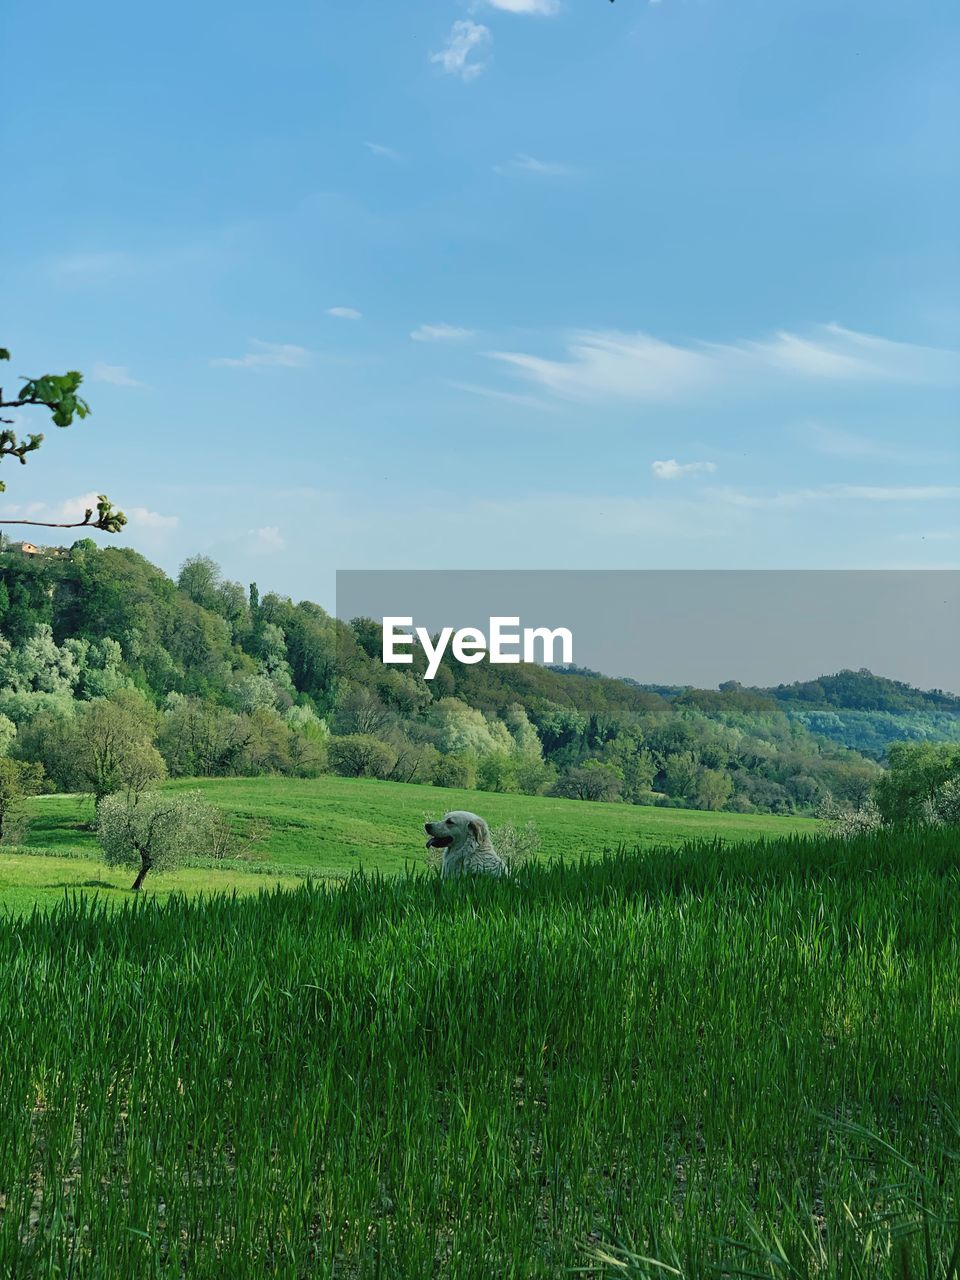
xmin=760 ymin=669 xmax=960 ymax=714
xmin=755 ymin=670 xmax=960 ymax=757
xmin=605 ymin=669 xmax=960 ymax=759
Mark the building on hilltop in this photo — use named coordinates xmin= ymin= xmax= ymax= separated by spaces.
xmin=0 ymin=539 xmax=68 ymax=558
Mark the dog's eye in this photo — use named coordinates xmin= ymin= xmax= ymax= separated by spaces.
xmin=445 ymin=818 xmax=453 ymax=825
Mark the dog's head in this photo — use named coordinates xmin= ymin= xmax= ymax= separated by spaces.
xmin=424 ymin=810 xmax=491 ymax=852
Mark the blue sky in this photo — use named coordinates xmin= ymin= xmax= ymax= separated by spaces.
xmin=2 ymin=0 xmax=958 ymax=608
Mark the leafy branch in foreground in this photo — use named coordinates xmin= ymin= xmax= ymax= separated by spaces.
xmin=0 ymin=346 xmax=126 ymax=531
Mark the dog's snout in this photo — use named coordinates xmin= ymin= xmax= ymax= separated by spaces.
xmin=424 ymin=822 xmax=433 ymax=834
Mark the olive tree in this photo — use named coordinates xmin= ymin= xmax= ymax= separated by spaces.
xmin=97 ymin=789 xmax=213 ymax=891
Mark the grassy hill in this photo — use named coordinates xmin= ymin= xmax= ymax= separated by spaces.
xmin=4 ymin=774 xmax=820 ymax=912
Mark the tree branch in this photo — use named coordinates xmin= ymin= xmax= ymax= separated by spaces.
xmin=0 ymin=517 xmax=102 ymax=528
xmin=0 ymin=495 xmax=127 ymax=534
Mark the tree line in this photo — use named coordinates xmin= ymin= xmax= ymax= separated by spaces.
xmin=0 ymin=540 xmax=925 ymax=822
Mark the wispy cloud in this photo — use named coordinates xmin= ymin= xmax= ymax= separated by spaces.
xmin=480 ymin=0 xmax=559 ymax=13
xmin=211 ymin=339 xmax=310 ymax=369
xmin=486 ymin=324 xmax=959 ymax=403
xmin=716 ymin=483 xmax=960 ymax=509
xmin=91 ymin=362 xmax=143 ymax=387
xmin=326 ymin=306 xmax=362 ymax=320
xmin=652 ymin=459 xmax=717 ymax=480
xmin=430 ymin=20 xmax=492 ymax=81
xmin=249 ymin=525 xmax=285 ymax=554
xmin=411 ymin=322 xmax=475 ymax=343
xmin=806 ymin=423 xmax=954 ymax=467
xmin=447 ymin=381 xmax=555 ymax=410
xmin=496 ymin=153 xmax=577 ymax=177
xmin=488 ymin=330 xmax=710 ymax=400
xmin=364 ymin=141 xmax=404 ymax=162
xmin=49 ymin=251 xmax=136 ymax=282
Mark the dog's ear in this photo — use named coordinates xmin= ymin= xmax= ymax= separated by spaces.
xmin=468 ymin=817 xmax=488 ymax=844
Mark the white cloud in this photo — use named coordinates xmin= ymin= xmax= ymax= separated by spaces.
xmin=326 ymin=306 xmax=362 ymax=320
xmin=652 ymin=459 xmax=717 ymax=480
xmin=481 ymin=0 xmax=559 ymax=12
xmin=211 ymin=339 xmax=310 ymax=369
xmin=0 ymin=490 xmax=177 ymax=533
xmin=91 ymin=362 xmax=143 ymax=387
xmin=364 ymin=141 xmax=404 ymax=162
xmin=486 ymin=324 xmax=959 ymax=403
xmin=430 ymin=20 xmax=492 ymax=81
xmin=249 ymin=525 xmax=285 ymax=554
xmin=497 ymin=154 xmax=576 ymax=177
xmin=65 ymin=492 xmax=178 ymax=531
xmin=127 ymin=506 xmax=179 ymax=530
xmin=411 ymin=322 xmax=475 ymax=343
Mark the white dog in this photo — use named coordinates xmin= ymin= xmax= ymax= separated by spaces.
xmin=424 ymin=811 xmax=509 ymax=879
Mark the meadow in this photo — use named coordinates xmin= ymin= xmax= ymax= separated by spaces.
xmin=1 ymin=825 xmax=958 ymax=1277
xmin=4 ymin=774 xmax=820 ymax=911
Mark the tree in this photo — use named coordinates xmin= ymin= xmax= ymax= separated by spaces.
xmin=177 ymin=556 xmax=222 ymax=609
xmin=157 ymin=696 xmax=251 ymax=777
xmin=426 ymin=697 xmax=513 ymax=756
xmin=552 ymin=762 xmax=622 ymax=802
xmin=237 ymin=708 xmax=293 ymax=775
xmin=875 ymin=742 xmax=960 ymax=824
xmin=477 ymin=750 xmax=519 ymax=793
xmin=65 ymin=692 xmax=165 ymax=806
xmin=284 ymin=705 xmax=329 ymax=777
xmin=0 ymin=758 xmax=45 ymax=843
xmin=97 ymin=789 xmax=212 ymax=890
xmin=332 ymin=684 xmax=392 ymax=736
xmin=327 ymin=734 xmax=396 ymax=778
xmin=602 ymin=730 xmax=656 ymax=802
xmin=432 ymin=753 xmax=476 ymax=789
xmin=0 ymin=347 xmax=125 ymax=532
xmin=661 ymin=750 xmax=702 ymax=801
xmin=694 ymin=767 xmax=733 ymax=811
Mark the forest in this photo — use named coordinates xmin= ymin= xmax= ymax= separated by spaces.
xmin=1 ymin=538 xmax=957 ymax=817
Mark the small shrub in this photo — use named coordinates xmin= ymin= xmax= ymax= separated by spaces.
xmin=491 ymin=820 xmax=540 ymax=868
xmin=203 ymin=810 xmax=274 ymax=861
xmin=819 ymin=796 xmax=883 ymax=838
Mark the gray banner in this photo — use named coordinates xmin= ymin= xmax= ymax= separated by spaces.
xmin=336 ymin=570 xmax=960 ymax=692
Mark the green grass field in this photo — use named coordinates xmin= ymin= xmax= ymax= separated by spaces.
xmin=1 ymin=826 xmax=958 ymax=1277
xmin=4 ymin=775 xmax=820 ymax=911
